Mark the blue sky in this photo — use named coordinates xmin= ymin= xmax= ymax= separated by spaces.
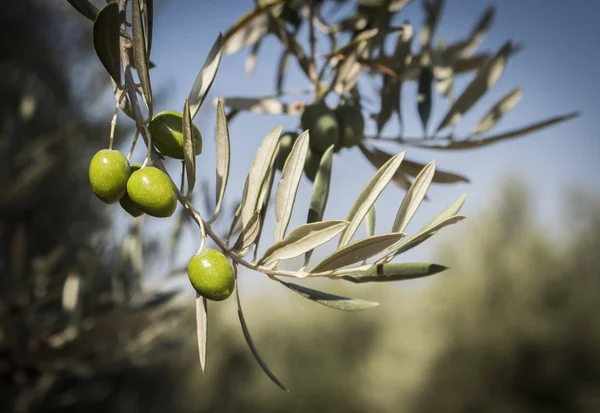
xmin=111 ymin=0 xmax=600 ymax=291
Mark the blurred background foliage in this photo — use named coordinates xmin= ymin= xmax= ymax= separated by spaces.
xmin=1 ymin=0 xmax=599 ymax=412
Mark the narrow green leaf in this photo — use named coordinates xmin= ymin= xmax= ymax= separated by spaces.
xmin=66 ymin=0 xmax=99 ymax=22
xmin=388 ymin=215 xmax=465 ymax=257
xmin=195 ymin=294 xmax=207 ymax=373
xmin=365 ymin=206 xmax=376 ymax=237
xmin=93 ymin=3 xmax=121 ymax=86
xmin=400 ymin=157 xmax=469 ymax=183
xmin=358 ymin=144 xmax=412 ymax=191
xmin=182 ymin=97 xmax=196 ymax=198
xmin=314 ymin=232 xmax=406 ymax=273
xmin=260 ymin=221 xmax=349 ymax=265
xmin=143 ymin=0 xmax=154 ymax=58
xmin=277 ymin=280 xmax=379 ymax=311
xmin=240 ymin=126 xmax=282 ymax=230
xmin=276 ymin=50 xmax=289 ymax=93
xmin=246 ymin=37 xmax=262 ymax=76
xmin=392 ymin=161 xmax=435 ymax=233
xmin=330 ymin=28 xmax=378 ymax=56
xmin=220 ymin=97 xmax=304 ymax=116
xmin=236 ymin=276 xmax=288 ymax=391
xmin=189 ymin=35 xmax=223 ymax=120
xmin=445 ymin=6 xmax=495 ymax=59
xmin=132 ymin=0 xmax=152 ymax=116
xmin=253 ymin=162 xmax=277 ymax=261
xmin=273 ymin=131 xmax=309 ymax=242
xmin=424 ymin=193 xmax=467 ymax=230
xmin=342 ymin=262 xmax=448 ymax=283
xmin=471 ymin=87 xmax=523 ymax=137
xmin=417 ymin=54 xmax=433 ymax=135
xmin=436 ymin=41 xmax=513 ymax=132
xmin=339 ymin=152 xmax=405 ymax=247
xmin=419 ymin=0 xmax=444 ymax=47
xmin=304 ymin=145 xmax=334 ymax=265
xmin=211 ymin=98 xmax=230 ymax=222
xmin=233 ymin=210 xmax=261 ymax=251
xmin=411 ymin=112 xmax=579 ymax=151
xmin=222 ymin=1 xmax=282 ymax=55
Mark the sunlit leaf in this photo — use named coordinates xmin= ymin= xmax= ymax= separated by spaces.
xmin=253 ymin=160 xmax=277 ymax=259
xmin=273 ymin=131 xmax=309 ymax=242
xmin=339 ymin=152 xmax=405 ymax=247
xmin=93 ymin=3 xmax=121 ymax=86
xmin=387 ymin=215 xmax=465 ymax=258
xmin=221 ymin=97 xmax=303 ymax=116
xmin=223 ymin=1 xmax=283 ymax=55
xmin=314 ymin=232 xmax=406 ymax=273
xmin=392 ymin=161 xmax=435 ymax=233
xmin=304 ymin=145 xmax=334 ymax=265
xmin=132 ymin=0 xmax=152 ymax=116
xmin=237 ymin=274 xmax=288 ymax=391
xmin=342 ymin=262 xmax=447 ymax=283
xmin=66 ymin=0 xmax=99 ymax=22
xmin=196 ymin=294 xmax=207 ymax=373
xmin=189 ymin=34 xmax=223 ymax=119
xmin=445 ymin=6 xmax=494 ymax=59
xmin=62 ymin=272 xmax=80 ymax=312
xmin=211 ymin=98 xmax=230 ymax=222
xmin=240 ymin=126 xmax=282 ymax=230
xmin=424 ymin=193 xmax=467 ymax=230
xmin=246 ymin=38 xmax=262 ymax=76
xmin=359 ymin=144 xmax=412 ymax=191
xmin=366 ymin=206 xmax=376 ymax=237
xmin=233 ymin=210 xmax=261 ymax=251
xmin=435 ymin=41 xmax=513 ymax=132
xmin=277 ymin=279 xmax=379 ymax=311
xmin=260 ymin=221 xmax=349 ymax=265
xmin=419 ymin=0 xmax=444 ymax=47
xmin=182 ymin=97 xmax=196 ymax=198
xmin=471 ymin=87 xmax=523 ymax=137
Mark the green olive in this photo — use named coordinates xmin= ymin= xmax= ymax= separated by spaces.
xmin=119 ymin=163 xmax=144 ymax=217
xmin=148 ymin=110 xmax=202 ymax=160
xmin=303 ymin=147 xmax=322 ymax=182
xmin=88 ymin=149 xmax=131 ymax=204
xmin=335 ymin=104 xmax=365 ymax=148
xmin=126 ymin=166 xmax=177 ymax=218
xmin=187 ymin=248 xmax=235 ymax=301
xmin=301 ymin=101 xmax=339 ymax=153
xmin=276 ymin=131 xmax=299 ymax=170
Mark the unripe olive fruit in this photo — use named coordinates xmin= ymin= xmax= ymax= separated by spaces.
xmin=335 ymin=104 xmax=365 ymax=148
xmin=301 ymin=101 xmax=339 ymax=153
xmin=276 ymin=131 xmax=298 ymax=170
xmin=148 ymin=110 xmax=202 ymax=160
xmin=188 ymin=248 xmax=235 ymax=301
xmin=303 ymin=147 xmax=322 ymax=182
xmin=89 ymin=149 xmax=131 ymax=204
xmin=119 ymin=163 xmax=145 ymax=217
xmin=126 ymin=166 xmax=177 ymax=218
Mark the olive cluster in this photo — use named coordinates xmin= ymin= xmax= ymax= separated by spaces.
xmin=277 ymin=101 xmax=365 ymax=180
xmin=88 ymin=111 xmax=235 ymax=301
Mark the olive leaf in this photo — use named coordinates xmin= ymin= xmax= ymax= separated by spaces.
xmin=392 ymin=160 xmax=435 ymax=233
xmin=253 ymin=160 xmax=277 ymax=260
xmin=233 ymin=210 xmax=262 ymax=251
xmin=358 ymin=144 xmax=412 ymax=191
xmin=189 ymin=34 xmax=223 ymax=120
xmin=338 ymin=152 xmax=405 ymax=247
xmin=400 ymin=157 xmax=469 ymax=183
xmin=196 ymin=294 xmax=208 ymax=373
xmin=471 ymin=87 xmax=523 ymax=137
xmin=223 ymin=1 xmax=282 ymax=55
xmin=246 ymin=38 xmax=263 ymax=76
xmin=387 ymin=215 xmax=465 ymax=258
xmin=342 ymin=262 xmax=448 ymax=283
xmin=210 ymin=98 xmax=230 ymax=222
xmin=240 ymin=126 xmax=282 ymax=230
xmin=314 ymin=232 xmax=406 ymax=273
xmin=305 ymin=145 xmax=334 ymax=265
xmin=276 ymin=50 xmax=289 ymax=93
xmin=366 ymin=206 xmax=376 ymax=237
xmin=424 ymin=193 xmax=467 ymax=230
xmin=93 ymin=3 xmax=121 ymax=86
xmin=62 ymin=272 xmax=81 ymax=312
xmin=269 ymin=16 xmax=311 ymax=79
xmin=236 ymin=274 xmax=288 ymax=391
xmin=417 ymin=53 xmax=434 ymax=135
xmin=409 ymin=112 xmax=579 ymax=151
xmin=132 ymin=0 xmax=153 ymax=116
xmin=66 ymin=0 xmax=99 ymax=22
xmin=330 ymin=28 xmax=378 ymax=56
xmin=220 ymin=97 xmax=303 ymax=116
xmin=273 ymin=131 xmax=309 ymax=242
xmin=259 ymin=220 xmax=349 ymax=266
xmin=419 ymin=0 xmax=444 ymax=48
xmin=277 ymin=279 xmax=379 ymax=311
xmin=143 ymin=0 xmax=154 ymax=59
xmin=182 ymin=97 xmax=196 ymax=198
xmin=444 ymin=6 xmax=494 ymax=59
xmin=435 ymin=41 xmax=513 ymax=132
xmin=332 ymin=41 xmax=368 ymax=96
